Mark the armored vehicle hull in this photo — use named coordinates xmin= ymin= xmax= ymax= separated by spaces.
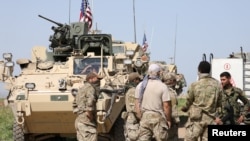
xmin=1 ymin=15 xmax=149 ymax=141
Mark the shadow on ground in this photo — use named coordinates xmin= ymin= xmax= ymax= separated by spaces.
xmin=179 ymin=115 xmax=188 ymax=127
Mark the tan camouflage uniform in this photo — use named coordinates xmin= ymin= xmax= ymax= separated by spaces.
xmin=183 ymin=73 xmax=222 ymax=141
xmin=135 ymin=79 xmax=171 ymax=141
xmin=124 ymin=86 xmax=140 ymax=141
xmin=162 ymin=73 xmax=180 ymax=141
xmin=74 ymin=82 xmax=98 ymax=141
xmin=124 ymin=72 xmax=142 ymax=141
xmin=167 ymin=88 xmax=179 ymax=141
xmin=134 ymin=64 xmax=172 ymax=141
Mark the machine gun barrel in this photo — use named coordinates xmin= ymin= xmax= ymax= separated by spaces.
xmin=38 ymin=15 xmax=63 ymax=27
xmin=100 ymin=88 xmax=125 ymax=94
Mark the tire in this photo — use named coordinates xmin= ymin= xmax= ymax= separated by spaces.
xmin=13 ymin=121 xmax=24 ymax=141
xmin=13 ymin=121 xmax=71 ymax=141
xmin=111 ymin=116 xmax=125 ymax=141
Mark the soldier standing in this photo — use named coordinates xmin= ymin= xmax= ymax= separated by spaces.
xmin=181 ymin=61 xmax=222 ymax=141
xmin=123 ymin=72 xmax=142 ymax=141
xmin=219 ymin=71 xmax=250 ymax=125
xmin=135 ymin=64 xmax=172 ymax=141
xmin=74 ymin=72 xmax=102 ymax=141
xmin=162 ymin=73 xmax=179 ymax=141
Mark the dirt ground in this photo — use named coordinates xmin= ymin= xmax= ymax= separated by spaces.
xmin=178 ymin=127 xmax=185 ymax=141
xmin=178 ymin=115 xmax=188 ymax=141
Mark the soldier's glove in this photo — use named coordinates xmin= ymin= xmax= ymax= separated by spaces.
xmin=181 ymin=106 xmax=188 ymax=112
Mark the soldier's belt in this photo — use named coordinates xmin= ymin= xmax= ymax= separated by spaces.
xmin=143 ymin=111 xmax=162 ymax=118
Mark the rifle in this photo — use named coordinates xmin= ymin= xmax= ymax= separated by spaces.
xmin=221 ymin=103 xmax=235 ymax=125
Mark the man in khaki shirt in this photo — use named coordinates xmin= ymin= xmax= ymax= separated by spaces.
xmin=135 ymin=64 xmax=172 ymax=141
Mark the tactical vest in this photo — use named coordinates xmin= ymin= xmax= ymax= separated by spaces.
xmin=125 ymin=86 xmax=136 ymax=113
xmin=75 ymin=83 xmax=97 ymax=114
xmin=169 ymin=87 xmax=180 ymax=123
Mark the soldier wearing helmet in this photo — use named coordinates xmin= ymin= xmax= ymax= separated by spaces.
xmin=163 ymin=73 xmax=177 ymax=87
xmin=123 ymin=72 xmax=142 ymax=141
xmin=162 ymin=72 xmax=179 ymax=141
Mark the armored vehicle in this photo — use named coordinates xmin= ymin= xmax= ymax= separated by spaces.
xmin=0 ymin=15 xmax=149 ymax=141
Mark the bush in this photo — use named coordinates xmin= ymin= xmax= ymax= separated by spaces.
xmin=177 ymin=97 xmax=188 ymax=127
xmin=0 ymin=99 xmax=14 ymax=141
xmin=177 ymin=97 xmax=187 ymax=116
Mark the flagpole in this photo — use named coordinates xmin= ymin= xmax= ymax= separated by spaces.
xmin=91 ymin=0 xmax=94 ymax=24
xmin=149 ymin=26 xmax=154 ymax=55
xmin=133 ymin=0 xmax=137 ymax=43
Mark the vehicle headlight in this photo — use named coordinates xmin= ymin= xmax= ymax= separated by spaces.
xmin=3 ymin=53 xmax=12 ymax=60
xmin=123 ymin=59 xmax=132 ymax=64
xmin=5 ymin=61 xmax=14 ymax=67
xmin=25 ymin=83 xmax=36 ymax=90
xmin=134 ymin=60 xmax=143 ymax=67
xmin=125 ymin=50 xmax=134 ymax=56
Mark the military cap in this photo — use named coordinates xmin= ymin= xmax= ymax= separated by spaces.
xmin=86 ymin=72 xmax=103 ymax=81
xmin=128 ymin=72 xmax=142 ymax=82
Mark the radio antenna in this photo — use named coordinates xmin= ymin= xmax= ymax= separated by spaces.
xmin=68 ymin=0 xmax=71 ymax=24
xmin=133 ymin=0 xmax=137 ymax=43
xmin=173 ymin=14 xmax=178 ymax=64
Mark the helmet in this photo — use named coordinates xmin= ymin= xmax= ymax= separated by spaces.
xmin=163 ymin=72 xmax=176 ymax=81
xmin=162 ymin=72 xmax=176 ymax=87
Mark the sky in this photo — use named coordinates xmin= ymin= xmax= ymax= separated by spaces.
xmin=1 ymin=0 xmax=250 ymax=97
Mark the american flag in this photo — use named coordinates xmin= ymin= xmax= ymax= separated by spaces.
xmin=142 ymin=33 xmax=148 ymax=52
xmin=79 ymin=0 xmax=92 ymax=30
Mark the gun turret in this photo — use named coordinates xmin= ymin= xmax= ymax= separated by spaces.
xmin=38 ymin=15 xmax=63 ymax=27
xmin=38 ymin=14 xmax=88 ymax=61
xmin=38 ymin=14 xmax=70 ymax=54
